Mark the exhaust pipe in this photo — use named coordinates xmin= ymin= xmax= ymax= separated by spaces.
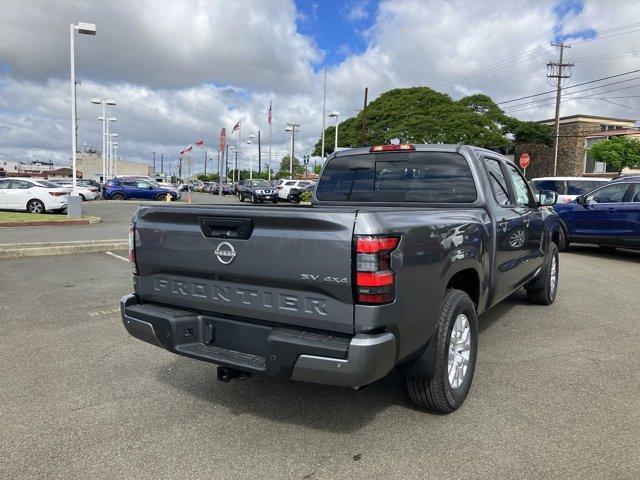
xmin=217 ymin=366 xmax=251 ymax=382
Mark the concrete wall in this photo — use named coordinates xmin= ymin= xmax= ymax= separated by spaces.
xmin=77 ymin=153 xmax=152 ymax=180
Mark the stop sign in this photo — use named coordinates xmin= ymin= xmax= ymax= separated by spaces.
xmin=519 ymin=153 xmax=531 ymax=169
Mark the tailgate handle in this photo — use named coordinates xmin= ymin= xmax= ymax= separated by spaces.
xmin=199 ymin=217 xmax=253 ymax=239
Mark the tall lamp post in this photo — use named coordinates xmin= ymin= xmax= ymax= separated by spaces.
xmin=328 ymin=111 xmax=339 ymax=152
xmin=109 ymin=133 xmax=118 ymax=178
xmin=69 ymin=21 xmax=96 ymax=217
xmin=112 ymin=143 xmax=118 ymax=177
xmin=246 ymin=135 xmax=255 ymax=179
xmin=91 ymin=98 xmax=115 ymax=183
xmin=285 ymin=123 xmax=300 ymax=179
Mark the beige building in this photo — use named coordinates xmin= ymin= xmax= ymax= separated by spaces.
xmin=514 ymin=114 xmax=640 ymax=178
xmin=77 ymin=152 xmax=152 ymax=181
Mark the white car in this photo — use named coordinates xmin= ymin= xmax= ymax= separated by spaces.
xmin=276 ymin=180 xmax=315 ymax=201
xmin=0 ymin=177 xmax=71 ymax=213
xmin=51 ymin=179 xmax=99 ymax=200
xmin=530 ymin=177 xmax=610 ymax=203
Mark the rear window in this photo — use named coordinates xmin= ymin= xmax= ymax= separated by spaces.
xmin=566 ymin=180 xmax=609 ymax=195
xmin=316 ymin=152 xmax=477 ymax=203
xmin=531 ymin=180 xmax=565 ymax=194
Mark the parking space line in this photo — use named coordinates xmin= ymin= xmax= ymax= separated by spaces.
xmin=105 ymin=251 xmax=129 ymax=262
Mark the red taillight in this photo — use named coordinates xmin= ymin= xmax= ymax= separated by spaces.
xmin=355 ymin=235 xmax=400 ymax=305
xmin=357 ymin=236 xmax=399 ymax=253
xmin=49 ymin=191 xmax=66 ymax=197
xmin=90 ymin=188 xmax=98 ymax=192
xmin=369 ymin=144 xmax=414 ymax=152
xmin=128 ymin=224 xmax=138 ymax=275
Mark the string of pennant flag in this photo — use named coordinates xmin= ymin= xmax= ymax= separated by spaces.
xmin=179 ymin=101 xmax=272 ymax=157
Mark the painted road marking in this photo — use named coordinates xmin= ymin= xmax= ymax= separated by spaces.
xmin=105 ymin=251 xmax=129 ymax=262
xmin=88 ymin=308 xmax=120 ymax=317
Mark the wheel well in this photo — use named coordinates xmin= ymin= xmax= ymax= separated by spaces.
xmin=446 ymin=268 xmax=480 ymax=307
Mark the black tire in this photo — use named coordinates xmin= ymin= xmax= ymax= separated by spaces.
xmin=405 ymin=289 xmax=478 ymax=413
xmin=238 ymin=193 xmax=244 ymax=202
xmin=26 ymin=199 xmax=46 ymax=214
xmin=156 ymin=193 xmax=168 ymax=201
xmin=111 ymin=192 xmax=126 ymax=201
xmin=79 ymin=194 xmax=86 ymax=202
xmin=251 ymin=195 xmax=258 ymax=204
xmin=526 ymin=242 xmax=559 ymax=305
xmin=556 ymin=225 xmax=569 ymax=251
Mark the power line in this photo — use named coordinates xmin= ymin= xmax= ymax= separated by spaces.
xmin=498 ymin=68 xmax=640 ymax=105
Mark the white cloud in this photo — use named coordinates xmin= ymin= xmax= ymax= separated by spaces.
xmin=1 ymin=0 xmax=639 ymax=169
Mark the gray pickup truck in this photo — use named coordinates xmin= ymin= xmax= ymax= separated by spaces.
xmin=121 ymin=144 xmax=561 ymax=412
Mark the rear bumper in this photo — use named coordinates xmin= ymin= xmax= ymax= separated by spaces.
xmin=120 ymin=294 xmax=396 ymax=387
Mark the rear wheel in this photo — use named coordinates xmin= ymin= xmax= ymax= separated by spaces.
xmin=79 ymin=194 xmax=86 ymax=202
xmin=405 ymin=289 xmax=478 ymax=413
xmin=111 ymin=192 xmax=126 ymax=201
xmin=556 ymin=225 xmax=569 ymax=251
xmin=26 ymin=199 xmax=45 ymax=214
xmin=526 ymin=242 xmax=559 ymax=305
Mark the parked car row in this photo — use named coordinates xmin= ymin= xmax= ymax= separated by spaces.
xmin=531 ymin=174 xmax=640 ymax=251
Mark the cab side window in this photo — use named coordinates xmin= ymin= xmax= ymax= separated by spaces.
xmin=505 ymin=163 xmax=534 ymax=207
xmin=586 ymin=183 xmax=629 ymax=204
xmin=9 ymin=180 xmax=32 ymax=189
xmin=484 ymin=158 xmax=510 ymax=206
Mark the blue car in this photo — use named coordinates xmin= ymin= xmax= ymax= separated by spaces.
xmin=553 ymin=176 xmax=640 ymax=251
xmin=103 ymin=178 xmax=179 ymax=201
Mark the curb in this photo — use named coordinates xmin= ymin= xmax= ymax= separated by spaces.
xmin=0 ymin=217 xmax=102 ymax=228
xmin=0 ymin=239 xmax=127 ymax=259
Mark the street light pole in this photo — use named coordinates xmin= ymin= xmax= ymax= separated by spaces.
xmin=113 ymin=143 xmax=118 ymax=177
xmin=69 ymin=21 xmax=96 ymax=217
xmin=328 ymin=111 xmax=339 ymax=152
xmin=109 ymin=133 xmax=118 ymax=177
xmin=286 ymin=123 xmax=300 ymax=179
xmin=247 ymin=134 xmax=255 ymax=179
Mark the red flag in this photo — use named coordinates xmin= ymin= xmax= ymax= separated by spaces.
xmin=267 ymin=101 xmax=272 ymax=125
xmin=195 ymin=140 xmax=204 ymax=147
xmin=232 ymin=120 xmax=240 ymax=133
xmin=219 ymin=128 xmax=227 ymax=151
xmin=184 ymin=145 xmax=193 ymax=153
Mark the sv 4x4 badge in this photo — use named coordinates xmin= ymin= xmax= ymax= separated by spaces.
xmin=301 ymin=273 xmax=349 ymax=284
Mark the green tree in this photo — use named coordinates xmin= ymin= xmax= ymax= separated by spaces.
xmin=589 ymin=136 xmax=640 ymax=171
xmin=313 ymin=164 xmax=322 ymax=175
xmin=312 ymin=87 xmax=552 ymax=155
xmin=279 ymin=155 xmax=305 ymax=176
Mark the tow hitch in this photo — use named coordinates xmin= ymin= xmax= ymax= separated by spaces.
xmin=217 ymin=366 xmax=252 ymax=382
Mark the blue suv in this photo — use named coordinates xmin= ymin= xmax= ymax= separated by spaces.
xmin=103 ymin=178 xmax=179 ymax=201
xmin=553 ymin=176 xmax=640 ymax=251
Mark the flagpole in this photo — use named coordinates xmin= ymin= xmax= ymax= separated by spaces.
xmin=269 ymin=103 xmax=272 ymax=182
xmin=188 ymin=150 xmax=192 ymax=204
xmin=321 ymin=67 xmax=327 ymax=161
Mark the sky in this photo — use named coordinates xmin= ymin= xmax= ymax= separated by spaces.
xmin=0 ymin=0 xmax=639 ymax=174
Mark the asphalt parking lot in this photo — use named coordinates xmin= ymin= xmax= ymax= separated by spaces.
xmin=1 ymin=246 xmax=638 ymax=479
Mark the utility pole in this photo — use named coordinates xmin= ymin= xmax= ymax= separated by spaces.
xmin=547 ymin=42 xmax=573 ymax=176
xmin=361 ymin=86 xmax=368 ymax=146
xmin=286 ymin=123 xmax=300 ymax=179
xmin=152 ymin=151 xmax=156 ymax=174
xmin=160 ymin=153 xmax=164 ymax=174
xmin=204 ymin=150 xmax=207 ymax=176
xmin=234 ymin=149 xmax=238 ymax=181
xmin=178 ymin=155 xmax=182 ymax=179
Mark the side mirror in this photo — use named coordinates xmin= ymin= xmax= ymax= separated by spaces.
xmin=538 ymin=190 xmax=558 ymax=207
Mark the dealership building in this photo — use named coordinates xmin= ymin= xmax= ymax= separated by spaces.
xmin=514 ymin=114 xmax=640 ymax=178
xmin=76 ymin=152 xmax=152 ymax=181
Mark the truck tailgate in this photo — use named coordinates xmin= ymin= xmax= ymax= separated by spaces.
xmin=133 ymin=205 xmax=357 ymax=334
